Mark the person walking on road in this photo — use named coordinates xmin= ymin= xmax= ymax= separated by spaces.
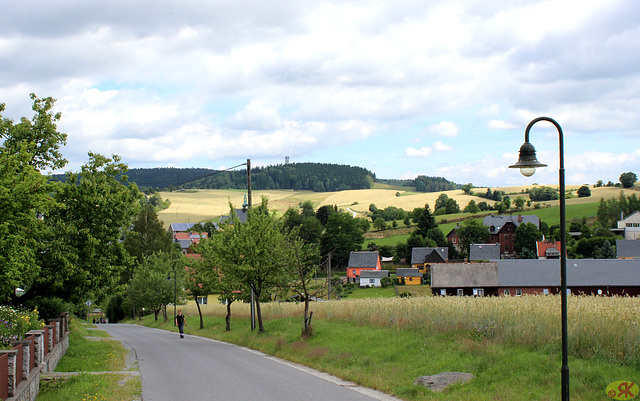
xmin=175 ymin=310 xmax=187 ymax=338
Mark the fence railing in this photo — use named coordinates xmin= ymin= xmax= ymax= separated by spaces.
xmin=0 ymin=312 xmax=69 ymax=400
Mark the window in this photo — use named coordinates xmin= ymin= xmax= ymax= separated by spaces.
xmin=440 ymin=289 xmax=446 ymax=296
xmin=197 ymin=296 xmax=208 ymax=305
xmin=457 ymin=289 xmax=464 ymax=296
xmin=516 ymin=289 xmax=522 ymax=296
xmin=369 ymin=279 xmax=375 ymax=284
xmin=504 ymin=289 xmax=510 ymax=296
xmin=473 ymin=288 xmax=484 ymax=296
xmin=543 ymin=289 xmax=549 ymax=295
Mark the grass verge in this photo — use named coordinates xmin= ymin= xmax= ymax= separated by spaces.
xmin=36 ymin=320 xmax=141 ymax=401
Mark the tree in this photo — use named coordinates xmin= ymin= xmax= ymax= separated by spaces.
xmin=456 ymin=219 xmax=490 ymax=257
xmin=619 ymin=172 xmax=637 ymax=188
xmin=280 ymin=228 xmax=320 ymax=338
xmin=529 ymin=186 xmax=559 ymax=202
xmin=513 ymin=222 xmax=543 ymax=258
xmin=415 ymin=203 xmax=437 ymax=237
xmin=124 ymin=204 xmax=174 ymax=275
xmin=373 ymin=217 xmax=387 ymax=231
xmin=462 ymin=183 xmax=474 ymax=194
xmin=315 ymin=204 xmax=337 ymax=226
xmin=0 ymin=94 xmax=68 ymax=171
xmin=201 ymin=199 xmax=290 ymax=333
xmin=29 ymin=153 xmax=142 ymax=304
xmin=463 ymin=200 xmax=480 ymax=214
xmin=0 ymin=148 xmax=57 ymax=302
xmin=577 ymin=185 xmax=591 ymax=197
xmin=127 ymin=252 xmax=181 ymax=321
xmin=513 ymin=197 xmax=525 ymax=211
xmin=320 ymin=212 xmax=365 ymax=269
xmin=182 ymin=258 xmax=217 ymax=329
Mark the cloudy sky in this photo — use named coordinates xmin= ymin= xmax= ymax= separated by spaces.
xmin=1 ymin=0 xmax=639 ymax=187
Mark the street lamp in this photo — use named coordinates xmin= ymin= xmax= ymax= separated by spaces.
xmin=509 ymin=116 xmax=569 ymax=401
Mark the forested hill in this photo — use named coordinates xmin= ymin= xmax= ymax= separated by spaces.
xmin=52 ymin=163 xmax=462 ymax=193
xmin=122 ymin=163 xmax=376 ymax=192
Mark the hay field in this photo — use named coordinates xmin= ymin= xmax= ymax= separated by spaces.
xmin=156 ymin=185 xmax=635 ymax=226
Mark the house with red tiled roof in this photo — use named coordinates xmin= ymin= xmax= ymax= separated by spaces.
xmin=536 ymin=240 xmax=562 ymax=259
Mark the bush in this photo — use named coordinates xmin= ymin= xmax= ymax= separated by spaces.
xmin=24 ymin=297 xmax=71 ymax=321
xmin=0 ymin=306 xmax=44 ymax=349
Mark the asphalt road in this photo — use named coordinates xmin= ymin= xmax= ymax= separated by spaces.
xmin=97 ymin=323 xmax=400 ymax=401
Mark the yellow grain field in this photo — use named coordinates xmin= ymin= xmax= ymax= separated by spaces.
xmin=156 ymin=186 xmax=637 ymax=226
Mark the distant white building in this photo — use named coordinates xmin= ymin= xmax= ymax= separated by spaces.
xmin=617 ymin=211 xmax=640 ymax=240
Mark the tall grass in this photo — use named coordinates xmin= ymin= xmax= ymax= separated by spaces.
xmin=183 ymin=295 xmax=640 ymax=368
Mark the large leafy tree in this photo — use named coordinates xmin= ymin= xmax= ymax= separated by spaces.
xmin=127 ymin=252 xmax=181 ymax=321
xmin=457 ymin=219 xmax=490 ymax=257
xmin=0 ymin=148 xmax=58 ymax=302
xmin=513 ymin=222 xmax=543 ymax=258
xmin=31 ymin=153 xmax=142 ymax=303
xmin=619 ymin=172 xmax=637 ymax=188
xmin=320 ymin=212 xmax=365 ymax=269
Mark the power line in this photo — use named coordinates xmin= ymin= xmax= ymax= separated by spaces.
xmin=132 ymin=162 xmax=247 ymax=188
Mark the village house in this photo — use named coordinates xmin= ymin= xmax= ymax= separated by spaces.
xmin=395 ymin=268 xmax=423 ymax=285
xmin=359 ymin=270 xmax=389 ymax=287
xmin=615 ymin=211 xmax=640 ymax=240
xmin=346 ymin=251 xmax=381 ymax=283
xmin=536 ymin=240 xmax=562 ymax=259
xmin=483 ymin=214 xmax=540 ymax=258
xmin=469 ymin=244 xmax=500 ymax=261
xmin=431 ymin=259 xmax=640 ymax=297
xmin=411 ymin=247 xmax=448 ymax=273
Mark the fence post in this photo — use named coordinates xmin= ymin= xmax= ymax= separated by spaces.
xmin=0 ymin=349 xmax=18 ymax=397
xmin=26 ymin=330 xmax=45 ymax=366
xmin=11 ymin=341 xmax=31 ymax=381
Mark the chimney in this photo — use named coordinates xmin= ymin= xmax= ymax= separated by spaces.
xmin=518 ymin=215 xmax=523 ymax=222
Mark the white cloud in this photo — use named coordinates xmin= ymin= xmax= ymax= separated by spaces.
xmin=428 ymin=121 xmax=459 ymax=137
xmin=406 ymin=147 xmax=433 ymax=158
xmin=488 ymin=119 xmax=518 ymax=130
xmin=433 ymin=141 xmax=453 ymax=152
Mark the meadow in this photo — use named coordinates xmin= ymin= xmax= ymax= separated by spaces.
xmin=139 ymin=292 xmax=640 ymax=400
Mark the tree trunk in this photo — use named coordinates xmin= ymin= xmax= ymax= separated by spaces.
xmin=255 ymin=296 xmax=264 ymax=333
xmin=154 ymin=309 xmax=159 ymax=321
xmin=195 ymin=295 xmax=204 ymax=329
xmin=302 ymin=295 xmax=313 ymax=338
xmin=162 ymin=305 xmax=168 ymax=322
xmin=225 ymin=300 xmax=233 ymax=331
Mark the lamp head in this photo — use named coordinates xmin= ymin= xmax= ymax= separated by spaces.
xmin=509 ymin=142 xmax=547 ymax=177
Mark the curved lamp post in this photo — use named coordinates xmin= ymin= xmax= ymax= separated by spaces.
xmin=509 ymin=116 xmax=569 ymax=401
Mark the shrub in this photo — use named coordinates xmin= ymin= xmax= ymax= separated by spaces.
xmin=0 ymin=306 xmax=44 ymax=349
xmin=24 ymin=297 xmax=71 ymax=321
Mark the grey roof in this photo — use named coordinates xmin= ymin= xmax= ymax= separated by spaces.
xmin=359 ymin=270 xmax=389 ymax=279
xmin=411 ymin=247 xmax=448 ymax=264
xmin=396 ymin=268 xmax=422 ymax=277
xmin=170 ymin=223 xmax=197 ymax=232
xmin=431 ymin=262 xmax=499 ymax=287
xmin=347 ymin=251 xmax=380 ymax=268
xmin=177 ymin=239 xmax=193 ymax=249
xmin=498 ymin=259 xmax=640 ymax=286
xmin=469 ymin=244 xmax=500 ymax=261
xmin=483 ymin=214 xmax=540 ymax=234
xmin=220 ymin=209 xmax=249 ymax=224
xmin=616 ymin=239 xmax=640 ymax=258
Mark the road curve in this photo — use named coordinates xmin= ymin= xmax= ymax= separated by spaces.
xmin=97 ymin=323 xmax=400 ymax=401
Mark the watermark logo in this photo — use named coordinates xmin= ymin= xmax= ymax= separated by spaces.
xmin=607 ymin=381 xmax=639 ymax=400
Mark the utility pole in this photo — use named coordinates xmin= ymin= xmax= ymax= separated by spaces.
xmin=247 ymin=158 xmax=256 ymax=331
xmin=326 ymin=253 xmax=332 ymax=300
